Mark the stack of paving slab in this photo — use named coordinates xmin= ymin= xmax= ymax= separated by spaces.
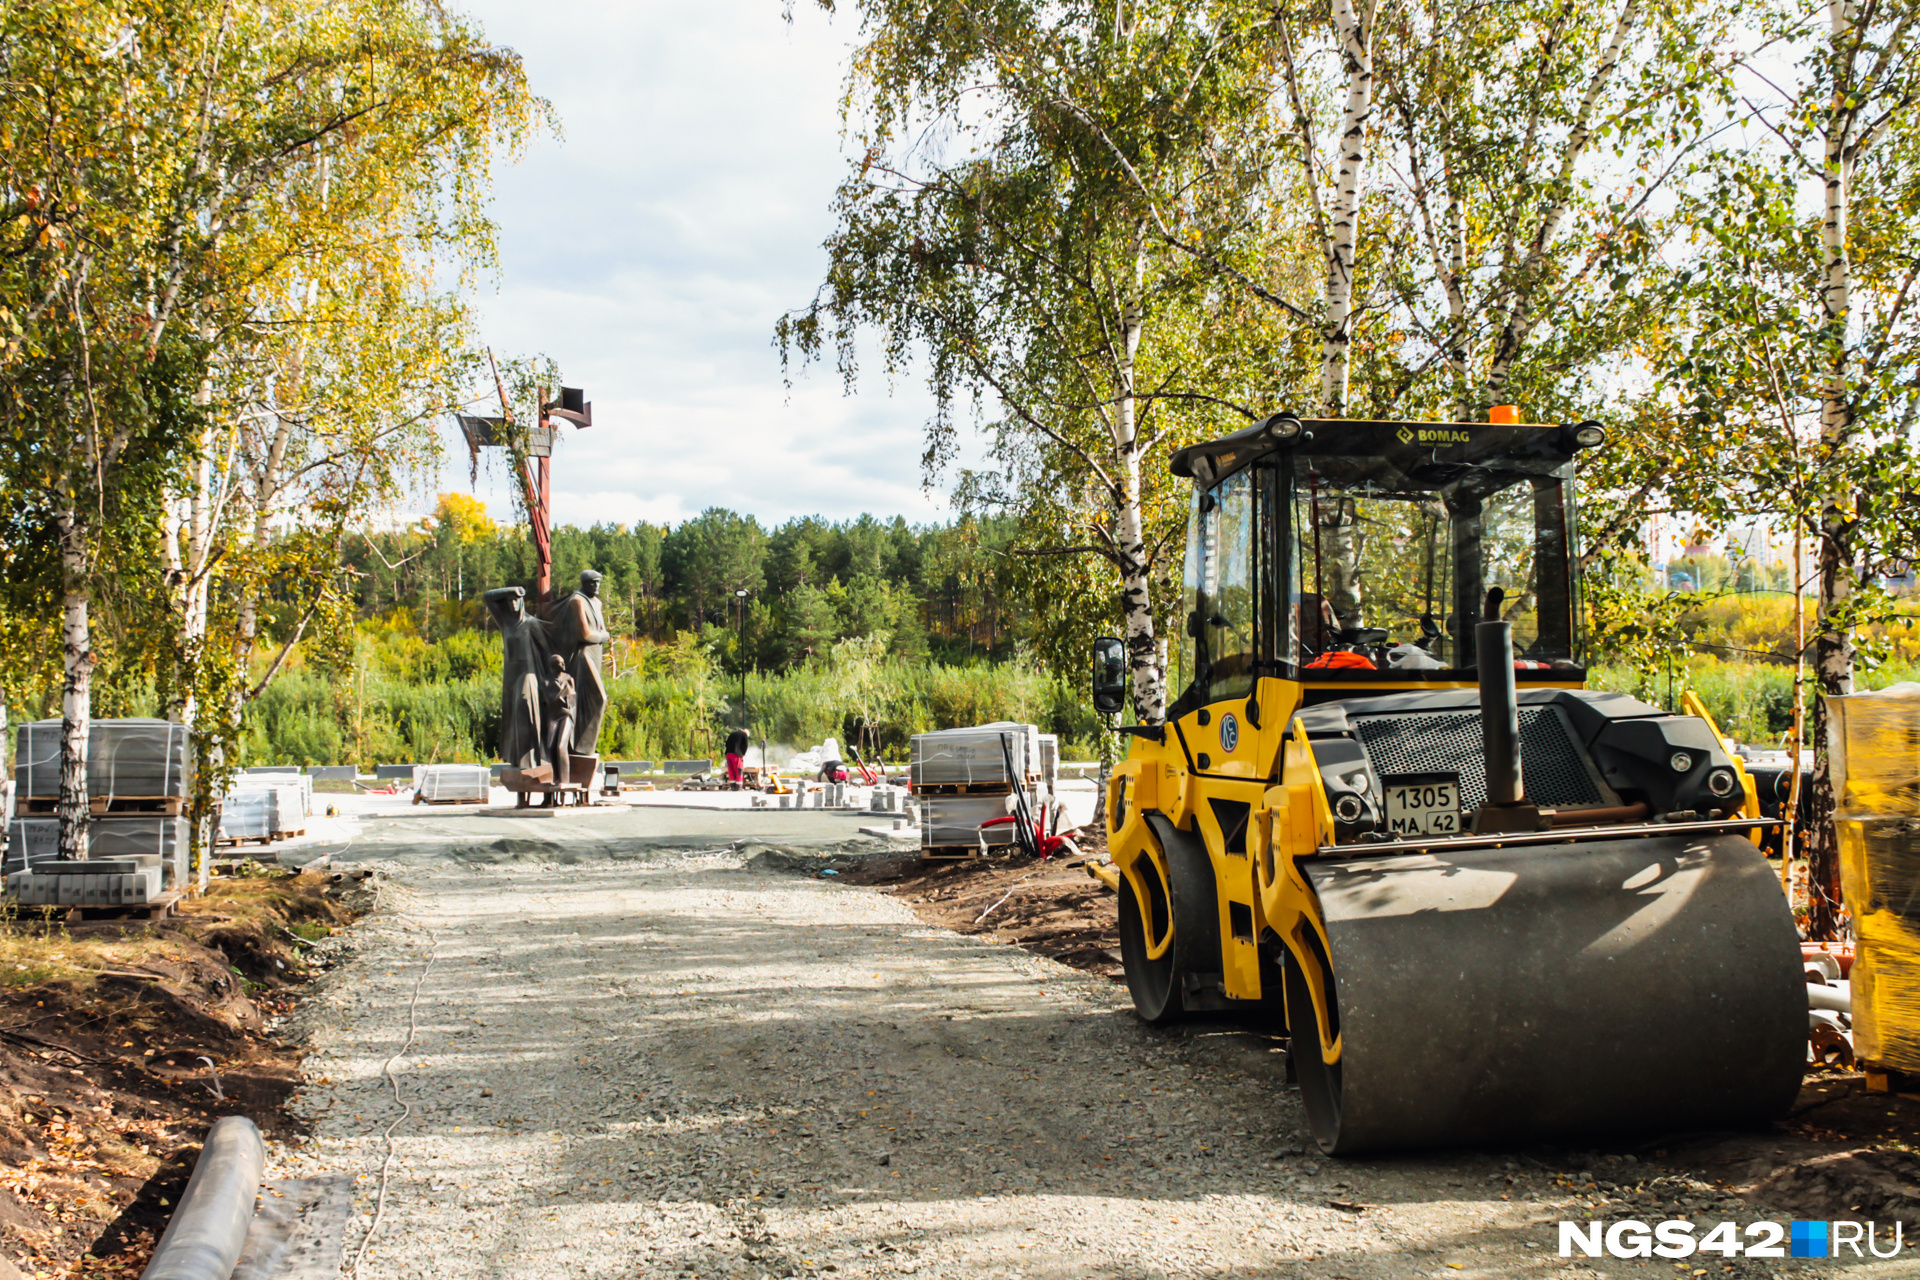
xmin=220 ymin=778 xmax=305 ymax=843
xmin=242 ymin=770 xmax=313 ymax=818
xmin=14 ymin=719 xmax=191 ymax=803
xmin=7 ymin=719 xmax=191 ymax=906
xmin=9 ymin=857 xmax=163 ymax=906
xmin=417 ymin=764 xmax=490 ymax=802
xmin=911 ymin=723 xmax=1041 ymax=855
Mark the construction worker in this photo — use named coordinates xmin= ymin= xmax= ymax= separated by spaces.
xmin=723 ymin=726 xmax=750 ymax=787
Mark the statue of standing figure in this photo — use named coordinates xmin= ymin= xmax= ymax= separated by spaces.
xmin=486 ymin=571 xmax=611 ymax=801
xmin=483 ymin=587 xmax=553 ymax=779
xmin=551 ymin=569 xmax=611 ymax=753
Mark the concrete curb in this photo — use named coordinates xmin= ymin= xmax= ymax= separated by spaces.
xmin=140 ymin=1116 xmax=264 ymax=1280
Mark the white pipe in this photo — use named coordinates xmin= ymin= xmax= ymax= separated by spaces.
xmin=1808 ymin=983 xmax=1852 ymax=1014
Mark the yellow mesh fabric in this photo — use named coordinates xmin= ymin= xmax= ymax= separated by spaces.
xmin=1829 ymin=685 xmax=1920 ymax=819
xmin=1838 ymin=819 xmax=1920 ymax=1070
xmin=1832 ymin=685 xmax=1920 ymax=1070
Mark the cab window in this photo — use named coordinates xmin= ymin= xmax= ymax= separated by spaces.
xmin=1179 ymin=465 xmax=1267 ymax=705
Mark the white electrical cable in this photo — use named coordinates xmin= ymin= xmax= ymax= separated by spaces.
xmin=347 ymin=923 xmax=440 ymax=1279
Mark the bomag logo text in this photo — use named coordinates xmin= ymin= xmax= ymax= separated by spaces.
xmin=1397 ymin=426 xmax=1473 ymax=445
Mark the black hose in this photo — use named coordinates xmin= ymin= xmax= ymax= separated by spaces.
xmin=999 ymin=733 xmax=1038 ymax=858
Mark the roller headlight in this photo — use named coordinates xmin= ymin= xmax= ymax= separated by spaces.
xmin=1561 ymin=420 xmax=1608 ymax=451
xmin=1267 ymin=414 xmax=1304 ymax=442
xmin=1334 ymin=794 xmax=1366 ymax=823
xmin=1669 ymin=751 xmax=1695 ymax=774
xmin=1707 ymin=767 xmax=1737 ymax=798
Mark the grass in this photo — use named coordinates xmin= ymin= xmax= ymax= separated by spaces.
xmin=1588 ymin=655 xmax=1920 ymax=746
xmin=239 ymin=627 xmax=1101 ymax=767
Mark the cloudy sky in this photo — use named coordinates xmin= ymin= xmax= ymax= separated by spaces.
xmin=441 ymin=0 xmax=972 ymax=530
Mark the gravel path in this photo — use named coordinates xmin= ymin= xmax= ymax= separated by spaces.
xmin=268 ymin=818 xmax=1867 ymax=1279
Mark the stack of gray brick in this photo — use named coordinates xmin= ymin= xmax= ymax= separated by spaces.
xmin=910 ymin=723 xmax=1039 ymax=788
xmin=8 ymin=859 xmax=162 ymax=905
xmin=244 ymin=770 xmax=313 ymax=817
xmin=921 ymin=794 xmax=1019 ymax=849
xmin=419 ymin=765 xmax=489 ymax=802
xmin=16 ymin=719 xmax=190 ymax=801
xmin=3 ymin=817 xmax=57 ymax=877
xmin=8 ymin=720 xmax=189 ymax=905
xmin=93 ymin=816 xmax=188 ymax=890
xmin=5 ymin=817 xmax=186 ymax=891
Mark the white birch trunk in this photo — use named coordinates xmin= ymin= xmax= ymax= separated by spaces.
xmin=1806 ymin=0 xmax=1861 ymax=939
xmin=55 ymin=513 xmax=91 ymax=860
xmin=1483 ymin=0 xmax=1641 ymax=401
xmin=1446 ymin=177 xmax=1472 ymax=418
xmin=1111 ymin=283 xmax=1163 ymax=723
xmin=1317 ymin=0 xmax=1375 ymax=417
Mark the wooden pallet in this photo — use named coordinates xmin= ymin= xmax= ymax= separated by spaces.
xmin=60 ymin=891 xmax=183 ymax=923
xmin=1863 ymin=1063 xmax=1920 ymax=1094
xmin=909 ymin=781 xmax=1015 ymax=796
xmin=215 ymin=835 xmax=276 ymax=848
xmin=919 ymin=844 xmax=996 ymax=860
xmin=91 ymin=795 xmax=186 ymax=816
xmin=412 ymin=795 xmax=489 ymax=806
xmin=17 ymin=795 xmax=186 ymax=816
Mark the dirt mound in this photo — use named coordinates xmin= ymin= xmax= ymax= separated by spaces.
xmin=834 ymin=829 xmax=1121 ymax=980
xmin=0 ymin=868 xmax=368 ymax=1278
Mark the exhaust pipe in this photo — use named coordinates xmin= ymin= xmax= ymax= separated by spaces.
xmin=1477 ymin=621 xmax=1524 ymax=806
xmin=1472 ymin=621 xmax=1543 ymax=834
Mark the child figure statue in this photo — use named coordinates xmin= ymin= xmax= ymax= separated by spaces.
xmin=543 ymin=654 xmax=577 ymax=788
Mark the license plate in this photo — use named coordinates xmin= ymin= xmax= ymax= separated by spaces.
xmin=1382 ymin=775 xmax=1460 ymax=835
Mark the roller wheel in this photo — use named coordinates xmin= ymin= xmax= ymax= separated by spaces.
xmin=1285 ymin=952 xmax=1343 ymax=1153
xmin=1119 ymin=868 xmax=1182 ymax=1024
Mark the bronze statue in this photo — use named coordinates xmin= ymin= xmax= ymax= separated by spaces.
xmin=543 ymin=654 xmax=577 ymax=786
xmin=484 ymin=587 xmax=553 ymax=781
xmin=552 ymin=569 xmax=611 ymax=752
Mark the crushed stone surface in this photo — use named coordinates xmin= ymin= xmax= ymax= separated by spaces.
xmin=267 ymin=822 xmax=1885 ymax=1279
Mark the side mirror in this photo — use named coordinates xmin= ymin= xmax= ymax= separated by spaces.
xmin=1092 ymin=636 xmax=1127 ymax=715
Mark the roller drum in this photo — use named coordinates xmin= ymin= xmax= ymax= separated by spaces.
xmin=1301 ymin=833 xmax=1804 ymax=1153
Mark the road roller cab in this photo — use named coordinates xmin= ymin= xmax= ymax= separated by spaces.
xmin=1098 ymin=414 xmax=1807 ymax=1155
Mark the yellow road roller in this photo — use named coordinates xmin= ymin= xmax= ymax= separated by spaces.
xmin=1093 ymin=414 xmax=1805 ymax=1155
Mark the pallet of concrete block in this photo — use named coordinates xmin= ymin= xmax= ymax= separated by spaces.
xmin=7 ymin=857 xmax=164 ymax=907
xmin=220 ymin=790 xmax=273 ymax=844
xmin=1036 ymin=733 xmax=1059 ymax=800
xmin=221 ymin=780 xmax=304 ymax=843
xmin=909 ymin=723 xmax=1039 ymax=794
xmin=920 ymin=792 xmax=1019 ymax=859
xmin=4 ymin=817 xmax=57 ymax=878
xmin=416 ymin=764 xmax=490 ymax=804
xmin=4 ymin=815 xmax=188 ymax=890
xmin=13 ymin=719 xmax=190 ymax=815
xmin=243 ymin=769 xmax=313 ymax=818
xmin=93 ymin=816 xmax=189 ymax=890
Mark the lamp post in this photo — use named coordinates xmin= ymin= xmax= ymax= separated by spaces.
xmin=735 ymin=589 xmax=751 ymax=709
xmin=456 ymin=368 xmax=594 ymax=615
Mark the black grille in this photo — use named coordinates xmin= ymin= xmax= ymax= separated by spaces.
xmin=1351 ymin=707 xmax=1603 ymax=811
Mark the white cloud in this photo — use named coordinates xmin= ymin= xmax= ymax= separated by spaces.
xmin=432 ymin=0 xmax=985 ymax=530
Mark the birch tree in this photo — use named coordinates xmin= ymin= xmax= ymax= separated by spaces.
xmin=0 ymin=0 xmax=540 ymax=857
xmin=783 ymin=0 xmax=1299 ymax=722
xmin=1663 ymin=1 xmax=1919 ymax=938
xmin=1356 ymin=0 xmax=1721 ymax=420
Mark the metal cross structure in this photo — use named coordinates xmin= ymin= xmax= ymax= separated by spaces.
xmin=457 ymin=381 xmax=593 ymax=613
